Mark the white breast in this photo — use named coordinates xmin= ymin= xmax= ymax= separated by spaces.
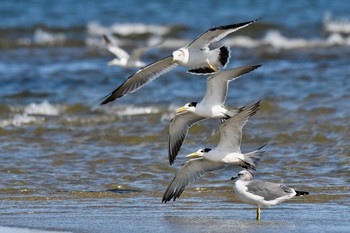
xmin=222 ymin=152 xmax=244 ymax=164
xmin=195 ymin=103 xmax=227 ymax=118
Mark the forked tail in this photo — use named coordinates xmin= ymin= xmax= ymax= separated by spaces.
xmin=240 ymin=144 xmax=266 ymax=171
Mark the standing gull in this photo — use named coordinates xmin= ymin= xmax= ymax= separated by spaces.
xmin=232 ymin=170 xmax=309 ymax=220
xmin=101 ymin=19 xmax=259 ymax=104
xmin=168 ymin=64 xmax=261 ymax=165
xmin=162 ymin=101 xmax=265 ymax=203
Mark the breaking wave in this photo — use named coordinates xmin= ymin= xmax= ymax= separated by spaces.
xmin=3 ymin=13 xmax=350 ymax=50
xmin=0 ymin=101 xmax=168 ymax=127
xmin=0 ymin=101 xmax=60 ymax=127
xmin=324 ymin=12 xmax=350 ymax=34
xmin=24 ymin=101 xmax=60 ymax=116
xmin=33 ymin=29 xmax=66 ymax=45
xmin=223 ymin=29 xmax=350 ymax=49
xmin=87 ymin=16 xmax=350 ymax=50
xmin=103 ymin=105 xmax=161 ymax=117
xmin=87 ymin=21 xmax=170 ymax=37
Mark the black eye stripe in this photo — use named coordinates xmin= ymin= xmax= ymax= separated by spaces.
xmin=189 ymin=102 xmax=197 ymax=107
xmin=203 ymin=148 xmax=212 ymax=153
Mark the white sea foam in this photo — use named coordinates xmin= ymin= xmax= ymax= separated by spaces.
xmin=262 ymin=30 xmax=313 ymax=49
xmin=86 ymin=18 xmax=350 ymax=51
xmin=24 ymin=101 xmax=60 ymax=116
xmin=33 ymin=29 xmax=66 ymax=45
xmin=111 ymin=23 xmax=169 ymax=36
xmin=224 ymin=29 xmax=350 ymax=49
xmin=115 ymin=106 xmax=160 ymax=116
xmin=0 ymin=101 xmax=60 ymax=127
xmin=0 ymin=114 xmax=45 ymax=127
xmin=86 ymin=21 xmax=171 ymax=48
xmin=324 ymin=12 xmax=350 ymax=34
xmin=326 ymin=32 xmax=350 ymax=46
xmin=87 ymin=21 xmax=170 ymax=36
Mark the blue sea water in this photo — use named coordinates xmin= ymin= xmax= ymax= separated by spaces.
xmin=0 ymin=1 xmax=350 ymax=232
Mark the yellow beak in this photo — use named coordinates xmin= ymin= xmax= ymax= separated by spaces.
xmin=176 ymin=106 xmax=188 ymax=114
xmin=186 ymin=152 xmax=202 ymax=158
xmin=107 ymin=60 xmax=114 ymax=66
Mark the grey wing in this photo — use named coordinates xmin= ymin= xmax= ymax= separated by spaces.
xmin=201 ymin=73 xmax=230 ymax=106
xmin=162 ymin=158 xmax=225 ymax=203
xmin=168 ymin=112 xmax=206 ymax=165
xmin=101 ymin=56 xmax=177 ymax=104
xmin=246 ymin=181 xmax=294 ymax=201
xmin=188 ymin=19 xmax=259 ymax=49
xmin=203 ymin=65 xmax=262 ymax=105
xmin=217 ymin=101 xmax=260 ymax=151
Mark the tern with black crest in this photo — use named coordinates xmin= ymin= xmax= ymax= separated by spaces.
xmin=162 ymin=101 xmax=265 ymax=203
xmin=168 ymin=65 xmax=261 ymax=165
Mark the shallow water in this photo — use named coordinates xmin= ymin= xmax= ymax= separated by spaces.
xmin=1 ymin=0 xmax=350 ymax=232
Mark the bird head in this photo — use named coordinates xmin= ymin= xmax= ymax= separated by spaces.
xmin=172 ymin=48 xmax=188 ymax=63
xmin=231 ymin=170 xmax=253 ymax=181
xmin=176 ymin=102 xmax=197 ymax=114
xmin=186 ymin=148 xmax=212 ymax=157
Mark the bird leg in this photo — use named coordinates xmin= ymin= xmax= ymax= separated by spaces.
xmin=256 ymin=207 xmax=261 ymax=221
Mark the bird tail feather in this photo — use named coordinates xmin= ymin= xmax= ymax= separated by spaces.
xmin=240 ymin=144 xmax=266 ymax=171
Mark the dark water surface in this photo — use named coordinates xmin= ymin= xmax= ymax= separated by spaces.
xmin=0 ymin=0 xmax=349 ymax=232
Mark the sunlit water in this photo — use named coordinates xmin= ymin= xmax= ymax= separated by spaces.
xmin=0 ymin=1 xmax=349 ymax=232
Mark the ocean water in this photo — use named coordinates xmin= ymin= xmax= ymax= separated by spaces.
xmin=0 ymin=0 xmax=350 ymax=232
